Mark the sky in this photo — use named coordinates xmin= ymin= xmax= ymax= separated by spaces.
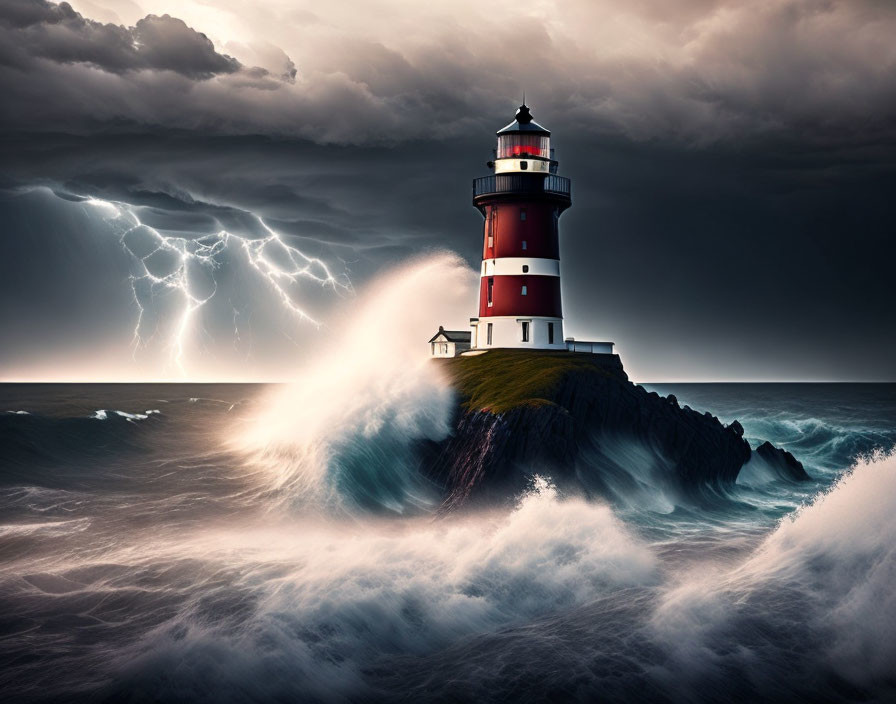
xmin=1 ymin=0 xmax=894 ymax=381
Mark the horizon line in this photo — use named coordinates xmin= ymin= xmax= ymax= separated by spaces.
xmin=1 ymin=378 xmax=894 ymax=385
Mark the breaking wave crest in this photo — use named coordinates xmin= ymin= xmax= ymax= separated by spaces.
xmin=79 ymin=478 xmax=657 ymax=702
xmin=233 ymin=252 xmax=477 ymax=514
xmin=745 ymin=414 xmax=893 ymax=473
xmin=653 ymin=449 xmax=896 ymax=699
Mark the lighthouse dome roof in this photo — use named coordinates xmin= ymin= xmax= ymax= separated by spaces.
xmin=496 ymin=104 xmax=551 ymax=136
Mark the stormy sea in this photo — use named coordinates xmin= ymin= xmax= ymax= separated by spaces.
xmin=1 ymin=380 xmax=895 ymax=703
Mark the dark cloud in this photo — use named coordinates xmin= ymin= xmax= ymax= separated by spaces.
xmin=0 ymin=1 xmax=240 ymax=78
xmin=0 ymin=0 xmax=893 ymax=146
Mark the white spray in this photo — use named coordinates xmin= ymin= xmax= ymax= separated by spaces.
xmin=234 ymin=252 xmax=478 ymax=512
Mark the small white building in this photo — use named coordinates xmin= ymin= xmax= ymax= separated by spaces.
xmin=429 ymin=326 xmax=472 ymax=358
xmin=565 ymin=338 xmax=614 ymax=354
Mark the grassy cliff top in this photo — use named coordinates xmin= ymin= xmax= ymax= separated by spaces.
xmin=438 ymin=349 xmax=625 ymax=414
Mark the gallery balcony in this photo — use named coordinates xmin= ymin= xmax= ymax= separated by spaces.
xmin=472 ymin=173 xmax=571 ymax=211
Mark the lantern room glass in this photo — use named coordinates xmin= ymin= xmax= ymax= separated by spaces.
xmin=497 ymin=134 xmax=550 ymax=159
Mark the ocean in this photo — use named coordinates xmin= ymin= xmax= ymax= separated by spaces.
xmin=1 ymin=381 xmax=895 ymax=702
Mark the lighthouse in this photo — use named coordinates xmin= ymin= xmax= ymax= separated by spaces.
xmin=469 ymin=104 xmax=571 ymax=350
xmin=427 ymin=102 xmax=614 ymax=358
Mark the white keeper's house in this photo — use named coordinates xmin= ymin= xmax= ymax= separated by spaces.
xmin=429 ymin=327 xmax=472 ymax=358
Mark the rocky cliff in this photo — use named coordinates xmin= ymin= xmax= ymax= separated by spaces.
xmin=425 ymin=349 xmax=807 ymax=510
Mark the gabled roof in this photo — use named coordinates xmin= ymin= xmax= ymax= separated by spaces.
xmin=429 ymin=326 xmax=472 ymax=343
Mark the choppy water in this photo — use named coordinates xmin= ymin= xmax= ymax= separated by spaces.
xmin=1 ymin=382 xmax=895 ymax=703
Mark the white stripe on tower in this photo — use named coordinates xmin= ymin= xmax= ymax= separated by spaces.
xmin=480 ymin=258 xmax=560 ymax=277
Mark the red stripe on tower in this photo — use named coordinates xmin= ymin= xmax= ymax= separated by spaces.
xmin=469 ymin=103 xmax=571 ymax=350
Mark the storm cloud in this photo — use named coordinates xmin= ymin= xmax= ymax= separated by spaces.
xmin=1 ymin=0 xmax=895 ymax=380
xmin=1 ymin=0 xmax=894 ymax=144
xmin=0 ymin=1 xmax=240 ymax=77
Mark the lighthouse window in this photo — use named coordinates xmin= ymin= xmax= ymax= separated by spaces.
xmin=522 ymin=265 xmax=529 ymax=273
xmin=487 ymin=323 xmax=493 ymax=345
xmin=521 ymin=285 xmax=528 ymax=296
xmin=520 ymin=209 xmax=527 ymax=221
xmin=487 ymin=207 xmax=495 ymax=249
xmin=548 ymin=323 xmax=555 ymax=344
xmin=521 ymin=321 xmax=530 ymax=342
xmin=521 ymin=240 xmax=527 ymax=250
xmin=487 ymin=277 xmax=494 ymax=306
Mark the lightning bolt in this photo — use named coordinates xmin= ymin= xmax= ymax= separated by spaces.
xmin=81 ymin=196 xmax=352 ymax=375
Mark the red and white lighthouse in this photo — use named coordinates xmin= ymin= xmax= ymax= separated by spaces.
xmin=469 ymin=103 xmax=571 ymax=350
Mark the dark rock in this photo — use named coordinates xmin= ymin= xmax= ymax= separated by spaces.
xmin=427 ymin=351 xmax=777 ymax=509
xmin=428 ymin=403 xmax=576 ymax=511
xmin=728 ymin=420 xmax=745 ymax=437
xmin=754 ymin=441 xmax=810 ymax=481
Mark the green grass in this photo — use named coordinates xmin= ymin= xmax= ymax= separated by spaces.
xmin=437 ymin=349 xmax=621 ymax=414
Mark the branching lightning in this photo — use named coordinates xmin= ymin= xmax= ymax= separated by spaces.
xmin=82 ymin=197 xmax=352 ymax=374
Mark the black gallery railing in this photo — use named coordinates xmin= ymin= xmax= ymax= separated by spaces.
xmin=473 ymin=174 xmax=571 ymax=199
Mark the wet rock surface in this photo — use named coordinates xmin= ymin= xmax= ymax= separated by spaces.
xmin=755 ymin=440 xmax=811 ymax=481
xmin=426 ymin=350 xmax=807 ymax=509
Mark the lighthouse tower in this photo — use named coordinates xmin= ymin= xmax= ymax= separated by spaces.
xmin=469 ymin=104 xmax=571 ymax=350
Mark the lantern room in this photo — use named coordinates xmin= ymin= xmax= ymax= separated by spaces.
xmin=493 ymin=104 xmax=555 ymax=174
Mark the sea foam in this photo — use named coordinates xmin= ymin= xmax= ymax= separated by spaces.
xmin=102 ymin=477 xmax=656 ymax=701
xmin=653 ymin=449 xmax=896 ymax=695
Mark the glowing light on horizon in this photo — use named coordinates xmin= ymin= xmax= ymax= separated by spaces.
xmin=82 ymin=196 xmax=353 ymax=375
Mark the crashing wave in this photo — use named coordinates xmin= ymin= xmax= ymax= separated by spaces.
xmin=97 ymin=477 xmax=657 ymax=701
xmin=234 ymin=252 xmax=476 ymax=514
xmin=653 ymin=449 xmax=896 ymax=697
